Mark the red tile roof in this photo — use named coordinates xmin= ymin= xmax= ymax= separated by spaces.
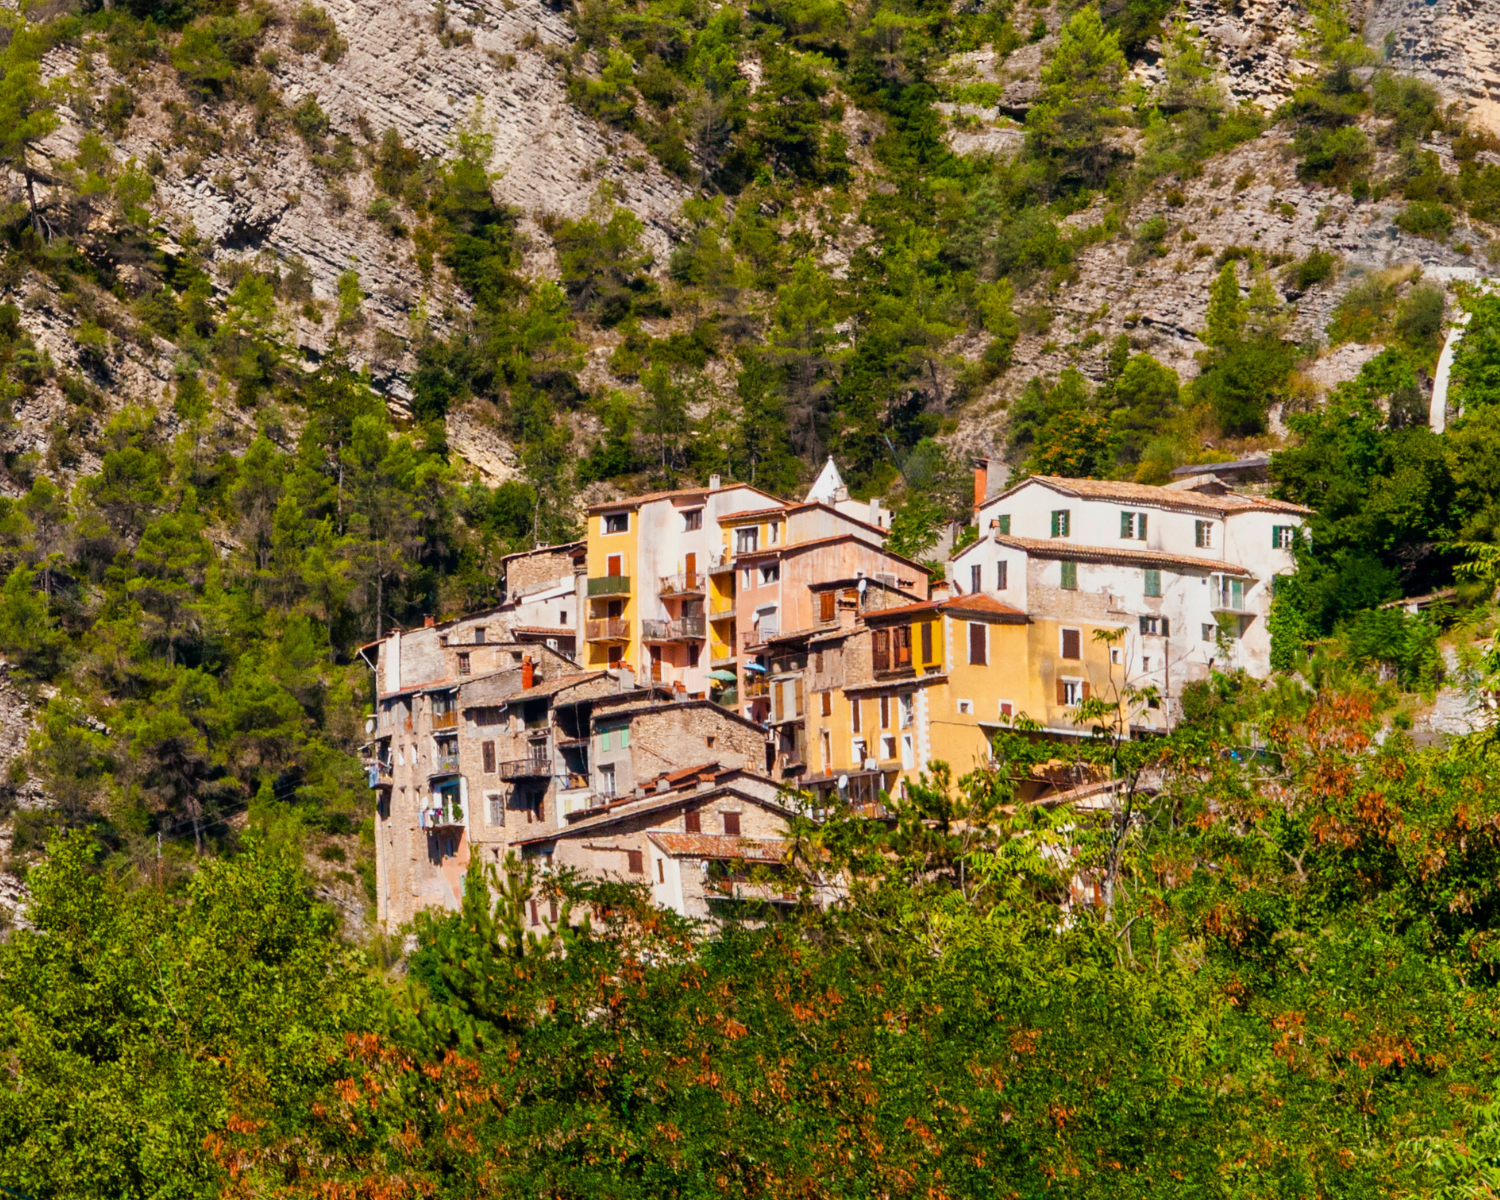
xmin=510 ymin=626 xmax=577 ymax=638
xmin=864 ymin=593 xmax=1028 ymax=623
xmin=993 ymin=534 xmax=1254 ymax=576
xmin=587 ymin=483 xmax=780 ymax=514
xmin=648 ymin=833 xmax=788 ymax=862
xmin=1009 ymin=476 xmax=1312 ymax=516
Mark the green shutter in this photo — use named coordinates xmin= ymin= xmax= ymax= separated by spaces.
xmin=1120 ymin=512 xmax=1132 ymax=538
xmin=1060 ymin=561 xmax=1077 ymax=589
xmin=998 ymin=514 xmax=1011 ymax=535
xmin=1144 ymin=569 xmax=1161 ymax=597
xmin=600 ymin=730 xmax=611 ymax=751
xmin=620 ymin=727 xmax=630 ymax=749
xmin=1050 ymin=511 xmax=1060 ymax=537
xmin=1138 ymin=513 xmax=1148 ymax=539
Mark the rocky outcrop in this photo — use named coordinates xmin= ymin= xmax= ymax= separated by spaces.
xmin=1363 ymin=0 xmax=1500 ymax=132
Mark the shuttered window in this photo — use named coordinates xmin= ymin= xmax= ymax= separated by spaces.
xmin=820 ymin=590 xmax=836 ymax=621
xmin=482 ymin=741 xmax=496 ymax=773
xmin=723 ymin=812 xmax=741 ymax=836
xmin=1050 ymin=510 xmax=1071 ymax=537
xmin=873 ymin=629 xmax=890 ymax=672
xmin=1060 ymin=562 xmax=1077 ymax=590
xmin=996 ymin=561 xmax=1008 ymax=590
xmin=968 ymin=621 xmax=987 ymax=665
xmin=627 ymin=849 xmax=644 ymax=874
xmin=1061 ymin=628 xmax=1081 ymax=659
xmin=685 ymin=811 xmax=701 ymax=833
xmin=920 ymin=620 xmax=933 ymax=663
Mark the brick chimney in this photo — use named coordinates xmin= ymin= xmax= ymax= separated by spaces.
xmin=931 ymin=579 xmax=952 ymax=602
xmin=424 ymin=615 xmax=435 ymax=628
xmin=521 ymin=656 xmax=534 ymax=689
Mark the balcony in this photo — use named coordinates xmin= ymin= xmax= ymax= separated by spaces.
xmin=743 ymin=675 xmax=769 ymax=699
xmin=419 ymin=797 xmax=464 ymax=829
xmin=706 ymin=549 xmax=734 ymax=575
xmin=557 ymin=771 xmax=591 ymax=791
xmin=431 ymin=710 xmax=458 ymax=731
xmin=742 ymin=627 xmax=777 ymax=651
xmin=365 ymin=761 xmax=393 ymax=788
xmin=709 ymin=604 xmax=735 ymax=620
xmin=501 ymin=753 xmax=551 ymax=780
xmin=643 ymin=616 xmax=707 ymax=642
xmin=588 ymin=575 xmax=632 ymax=597
xmin=586 ymin=617 xmax=630 ymax=642
xmin=659 ymin=571 xmax=704 ymax=597
xmin=430 ymin=751 xmax=460 ymax=777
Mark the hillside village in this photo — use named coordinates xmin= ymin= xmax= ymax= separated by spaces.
xmin=360 ymin=456 xmax=1311 ymax=926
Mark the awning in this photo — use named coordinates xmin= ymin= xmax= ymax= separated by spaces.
xmin=743 ymin=662 xmax=768 ymax=674
xmin=708 ymin=670 xmax=737 ymax=682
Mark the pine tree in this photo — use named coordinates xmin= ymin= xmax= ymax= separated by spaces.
xmin=1026 ymin=5 xmax=1128 ymax=187
xmin=1204 ymin=262 xmax=1245 ymax=349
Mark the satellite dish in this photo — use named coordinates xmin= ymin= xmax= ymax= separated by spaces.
xmin=857 ymin=578 xmax=867 ymax=593
xmin=837 ymin=774 xmax=849 ymax=789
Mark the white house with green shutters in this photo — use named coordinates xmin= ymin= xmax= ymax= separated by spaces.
xmin=949 ymin=474 xmax=1312 ymax=726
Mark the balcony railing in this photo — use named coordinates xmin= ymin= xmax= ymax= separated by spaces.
xmin=586 ymin=617 xmax=630 ymax=642
xmin=706 ymin=548 xmax=734 ymax=574
xmin=587 ymin=575 xmax=632 ymax=597
xmin=430 ymin=752 xmax=460 ymax=776
xmin=419 ymin=798 xmax=464 ymax=829
xmin=557 ymin=771 xmax=591 ymax=791
xmin=643 ymin=616 xmax=707 ymax=641
xmin=431 ymin=710 xmax=458 ymax=731
xmin=742 ymin=627 xmax=777 ymax=650
xmin=365 ymin=761 xmax=393 ymax=788
xmin=501 ymin=754 xmax=551 ymax=780
xmin=743 ymin=675 xmax=769 ymax=699
xmin=659 ymin=571 xmax=704 ymax=597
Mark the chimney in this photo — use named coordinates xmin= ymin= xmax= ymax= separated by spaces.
xmin=869 ymin=497 xmax=881 ymax=527
xmin=973 ymin=458 xmax=989 ymax=514
xmin=521 ymin=656 xmax=534 ymax=689
xmin=930 ymin=579 xmax=952 ymax=602
xmin=424 ymin=615 xmax=435 ymax=628
xmin=709 ymin=473 xmax=722 ymax=490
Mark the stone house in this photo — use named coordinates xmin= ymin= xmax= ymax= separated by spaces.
xmin=514 ymin=764 xmax=834 ymax=922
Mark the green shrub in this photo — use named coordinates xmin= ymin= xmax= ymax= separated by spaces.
xmin=1396 ymin=201 xmax=1454 ymax=240
xmin=1371 ymin=73 xmax=1442 ymax=145
xmin=1294 ymin=125 xmax=1371 ymax=187
xmin=1287 ymin=249 xmax=1337 ymax=291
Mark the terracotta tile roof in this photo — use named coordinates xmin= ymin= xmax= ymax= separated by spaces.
xmin=719 ymin=505 xmax=790 ymax=522
xmin=1012 ymin=475 xmax=1312 ymax=516
xmin=499 ymin=540 xmax=584 ymax=563
xmin=504 ymin=670 xmax=608 ymax=702
xmin=648 ymin=833 xmax=789 ymax=862
xmin=864 ymin=593 xmax=1028 ymax=623
xmin=514 ymin=782 xmax=795 ymax=843
xmin=587 ymin=483 xmax=780 ymax=514
xmin=733 ymin=533 xmax=929 ymax=575
xmin=510 ymin=626 xmax=577 ymax=638
xmin=993 ymin=534 xmax=1254 ymax=576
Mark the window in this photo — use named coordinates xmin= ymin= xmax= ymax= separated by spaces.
xmin=853 ymin=737 xmax=868 ymax=764
xmin=1120 ymin=511 xmax=1149 ymax=540
xmin=482 ymin=741 xmax=496 ymax=773
xmin=821 ymin=691 xmax=833 ymax=716
xmin=814 ymin=651 xmax=825 ymax=673
xmin=559 ymin=611 xmax=568 ymax=625
xmin=722 ymin=811 xmax=741 ymax=836
xmin=688 ymin=644 xmax=700 ymax=668
xmin=1060 ymin=561 xmax=1078 ymax=590
xmin=769 ymin=523 xmax=780 ymax=545
xmin=742 ymin=567 xmax=755 ymax=590
xmin=627 ymin=849 xmax=644 ymax=874
xmin=657 ymin=858 xmax=665 ymax=883
xmin=1215 ymin=574 xmax=1246 ymax=611
xmin=1050 ymin=509 xmax=1071 ymax=538
xmin=1202 ymin=623 xmax=1215 ymax=643
xmin=529 ymin=899 xmax=540 ymax=926
xmin=736 ymin=527 xmax=759 ymax=553
xmin=600 ymin=728 xmax=611 ymax=751
xmin=968 ymin=621 xmax=987 ymax=665
xmin=900 ymin=733 xmax=914 ymax=770
xmin=474 ymin=627 xmax=486 ymax=644
xmin=820 ymin=728 xmax=831 ymax=769
xmin=685 ymin=810 xmax=701 ymax=833
xmin=606 ymin=553 xmax=624 ymax=577
xmin=1139 ymin=615 xmax=1170 ymax=636
xmin=1272 ymin=525 xmax=1295 ymax=549
xmin=880 ymin=695 xmax=892 ymax=728
xmin=851 ymin=697 xmax=862 ymax=732
xmin=599 ymin=764 xmax=616 ymax=797
xmin=1144 ymin=568 xmax=1162 ymax=597
xmin=683 ymin=508 xmax=703 ymax=531
xmin=957 ymin=699 xmax=973 ymax=715
xmin=970 ymin=564 xmax=982 ymax=593
xmin=920 ymin=621 xmax=932 ymax=663
xmin=881 ymin=734 xmax=897 ymax=760
xmin=705 ymin=735 xmax=715 ymax=749
xmin=892 ymin=625 xmax=912 ymax=668
xmin=819 ymin=591 xmax=836 ymax=622
xmin=487 ymin=793 xmax=504 ymax=826
xmin=999 ymin=701 xmax=1013 ymax=718
xmin=1195 ymin=520 xmax=1213 ymax=548
xmin=899 ymin=693 xmax=915 ymax=728
xmin=759 ymin=563 xmax=780 ymax=585
xmin=1142 ymin=656 xmax=1152 ymax=672
xmin=1061 ymin=628 xmax=1082 ymax=660
xmin=1058 ymin=679 xmax=1086 ymax=706
xmin=603 ymin=512 xmax=629 ymax=534
xmin=458 ymin=652 xmax=471 ymax=676
xmin=1110 ymin=647 xmax=1121 ymax=664
xmin=997 ymin=514 xmax=1011 ymax=535
xmin=872 ymin=629 xmax=890 ymax=672
xmin=996 ymin=560 xmax=1008 ymax=590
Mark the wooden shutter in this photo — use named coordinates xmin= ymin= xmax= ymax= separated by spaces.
xmin=920 ymin=621 xmax=932 ymax=663
xmin=820 ymin=590 xmax=836 ymax=621
xmin=997 ymin=561 xmax=1008 ymax=590
xmin=657 ymin=859 xmax=665 ymax=883
xmin=1061 ymin=628 xmax=1081 ymax=659
xmin=1120 ymin=512 xmax=1132 ymax=538
xmin=894 ymin=625 xmax=911 ymax=666
xmin=529 ymin=899 xmax=539 ymax=925
xmin=969 ymin=621 xmax=987 ymax=665
xmin=821 ymin=691 xmax=832 ymax=716
xmin=627 ymin=849 xmax=644 ymax=874
xmin=1082 ymin=681 xmax=1091 ymax=701
xmin=482 ymin=741 xmax=496 ymax=773
xmin=852 ymin=698 xmax=861 ymax=732
xmin=1056 ymin=679 xmax=1066 ymax=705
xmin=607 ymin=554 xmax=622 ymax=577
xmin=723 ymin=811 xmax=741 ymax=836
xmin=873 ymin=629 xmax=890 ymax=672
xmin=1160 ymin=618 xmax=1170 ymax=637
xmin=685 ymin=810 xmax=701 ymax=833
xmin=685 ymin=552 xmax=697 ymax=586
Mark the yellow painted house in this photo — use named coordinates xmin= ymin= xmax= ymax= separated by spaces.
xmin=796 ymin=593 xmax=1135 ymax=807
